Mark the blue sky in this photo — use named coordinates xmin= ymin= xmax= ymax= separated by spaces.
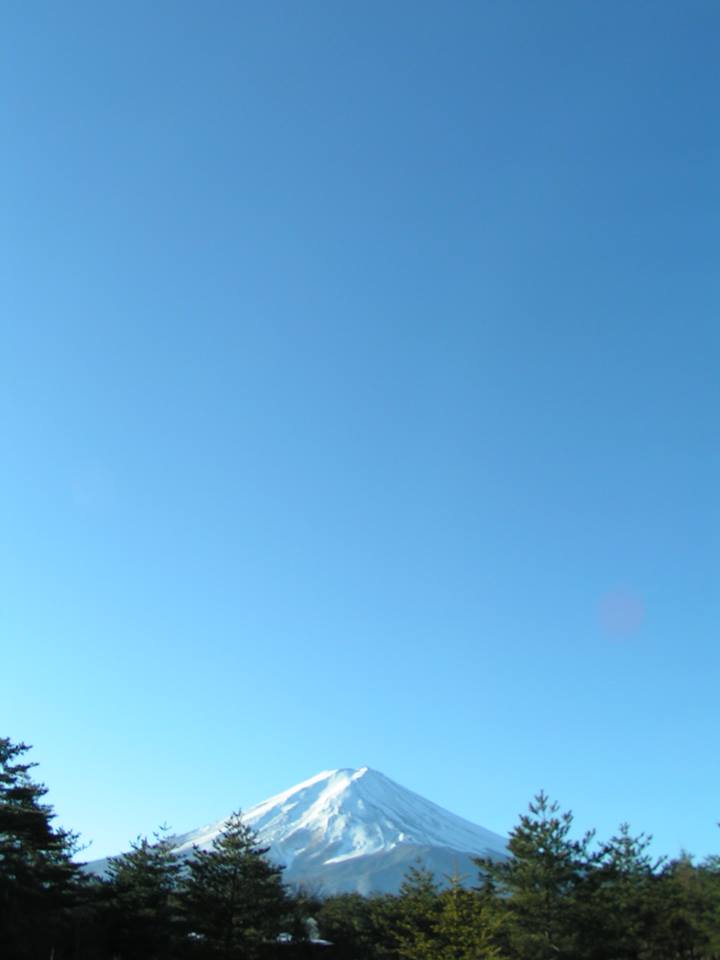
xmin=2 ymin=1 xmax=718 ymax=862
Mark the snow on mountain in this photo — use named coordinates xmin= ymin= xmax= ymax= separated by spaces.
xmin=87 ymin=767 xmax=507 ymax=894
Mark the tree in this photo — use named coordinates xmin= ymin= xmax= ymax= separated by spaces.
xmin=316 ymin=892 xmax=397 ymax=960
xmin=0 ymin=736 xmax=81 ymax=959
xmin=392 ymin=864 xmax=442 ymax=957
xmin=101 ymin=826 xmax=183 ymax=959
xmin=476 ymin=791 xmax=593 ymax=960
xmin=395 ymin=869 xmax=504 ymax=960
xmin=644 ymin=853 xmax=720 ymax=960
xmin=180 ymin=810 xmax=293 ymax=959
xmin=573 ymin=822 xmax=661 ymax=960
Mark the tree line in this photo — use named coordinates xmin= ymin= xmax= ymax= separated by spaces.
xmin=1 ymin=736 xmax=718 ymax=960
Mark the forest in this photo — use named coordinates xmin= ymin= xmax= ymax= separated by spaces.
xmin=2 ymin=736 xmax=718 ymax=960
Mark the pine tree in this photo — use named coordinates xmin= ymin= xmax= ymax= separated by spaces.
xmin=102 ymin=826 xmax=183 ymax=959
xmin=395 ymin=870 xmax=504 ymax=960
xmin=393 ymin=864 xmax=442 ymax=957
xmin=645 ymin=853 xmax=720 ymax=960
xmin=434 ymin=875 xmax=505 ymax=960
xmin=0 ymin=737 xmax=81 ymax=960
xmin=476 ymin=791 xmax=593 ymax=960
xmin=316 ymin=892 xmax=396 ymax=960
xmin=180 ymin=810 xmax=293 ymax=959
xmin=699 ymin=849 xmax=720 ymax=959
xmin=573 ymin=822 xmax=660 ymax=960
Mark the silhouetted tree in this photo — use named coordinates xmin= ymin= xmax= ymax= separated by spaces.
xmin=0 ymin=737 xmax=81 ymax=959
xmin=102 ymin=826 xmax=183 ymax=959
xmin=180 ymin=811 xmax=293 ymax=959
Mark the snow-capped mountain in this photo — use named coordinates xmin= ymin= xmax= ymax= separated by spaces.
xmin=91 ymin=767 xmax=507 ymax=894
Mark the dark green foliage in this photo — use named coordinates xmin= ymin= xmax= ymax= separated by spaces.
xmin=394 ymin=869 xmax=504 ymax=960
xmin=471 ymin=798 xmax=720 ymax=960
xmin=101 ymin=827 xmax=184 ymax=959
xmin=645 ymin=854 xmax=720 ymax=960
xmin=475 ymin=791 xmax=593 ymax=960
xmin=315 ymin=892 xmax=399 ymax=960
xmin=392 ymin=864 xmax=442 ymax=955
xmin=0 ymin=737 xmax=82 ymax=960
xmin=180 ymin=810 xmax=295 ymax=959
xmin=570 ymin=822 xmax=661 ymax=960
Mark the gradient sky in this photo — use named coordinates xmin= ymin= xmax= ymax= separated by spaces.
xmin=2 ymin=1 xmax=718 ymax=863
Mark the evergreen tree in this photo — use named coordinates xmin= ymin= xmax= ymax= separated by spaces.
xmin=316 ymin=892 xmax=397 ymax=960
xmin=395 ymin=870 xmax=504 ymax=960
xmin=573 ymin=822 xmax=660 ymax=960
xmin=702 ymin=845 xmax=720 ymax=959
xmin=0 ymin=737 xmax=81 ymax=960
xmin=393 ymin=864 xmax=442 ymax=957
xmin=180 ymin=810 xmax=293 ymax=959
xmin=476 ymin=791 xmax=593 ymax=960
xmin=699 ymin=851 xmax=720 ymax=959
xmin=435 ymin=875 xmax=505 ymax=960
xmin=646 ymin=854 xmax=720 ymax=960
xmin=101 ymin=826 xmax=183 ymax=959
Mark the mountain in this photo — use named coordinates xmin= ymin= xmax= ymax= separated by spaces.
xmin=89 ymin=767 xmax=508 ymax=894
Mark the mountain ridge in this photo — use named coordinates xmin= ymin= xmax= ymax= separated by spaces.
xmin=88 ymin=766 xmax=508 ymax=894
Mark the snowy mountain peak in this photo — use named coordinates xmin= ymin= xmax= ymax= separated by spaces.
xmin=87 ymin=768 xmax=507 ymax=894
xmin=167 ymin=767 xmax=507 ymax=893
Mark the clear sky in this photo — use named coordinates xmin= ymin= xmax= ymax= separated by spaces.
xmin=2 ymin=1 xmax=718 ymax=863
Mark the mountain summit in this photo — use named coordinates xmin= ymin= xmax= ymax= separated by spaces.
xmin=166 ymin=766 xmax=507 ymax=894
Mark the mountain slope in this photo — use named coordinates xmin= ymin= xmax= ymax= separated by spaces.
xmin=90 ymin=767 xmax=508 ymax=894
